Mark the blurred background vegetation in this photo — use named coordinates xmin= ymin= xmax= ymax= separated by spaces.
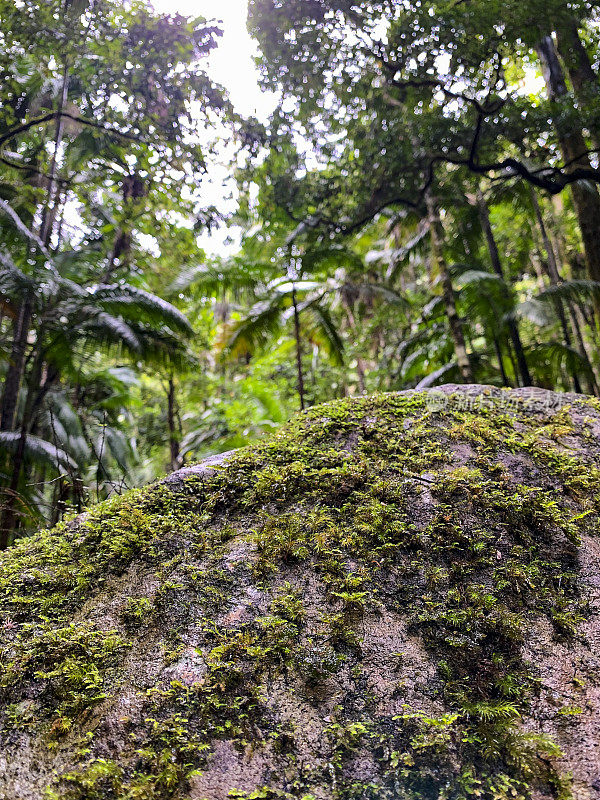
xmin=2 ymin=0 xmax=600 ymax=545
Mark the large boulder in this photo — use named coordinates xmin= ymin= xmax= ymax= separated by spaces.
xmin=2 ymin=385 xmax=600 ymax=800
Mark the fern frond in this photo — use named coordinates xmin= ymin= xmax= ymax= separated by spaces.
xmin=0 ymin=432 xmax=76 ymax=471
xmin=90 ymin=284 xmax=193 ymax=335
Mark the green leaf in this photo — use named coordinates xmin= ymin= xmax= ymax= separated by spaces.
xmin=0 ymin=432 xmax=77 ymax=472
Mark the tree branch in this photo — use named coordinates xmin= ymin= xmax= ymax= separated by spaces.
xmin=0 ymin=111 xmax=150 ymax=149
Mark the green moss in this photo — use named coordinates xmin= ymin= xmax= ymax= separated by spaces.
xmin=2 ymin=390 xmax=598 ymax=799
xmin=3 ymin=623 xmax=130 ymax=739
xmin=120 ymin=596 xmax=153 ymax=630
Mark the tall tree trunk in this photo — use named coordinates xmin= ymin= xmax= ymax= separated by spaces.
xmin=0 ymin=296 xmax=33 ymax=432
xmin=492 ymin=335 xmax=510 ymax=387
xmin=167 ymin=375 xmax=180 ymax=472
xmin=531 ymin=188 xmax=590 ymax=394
xmin=341 ymin=295 xmax=367 ymax=394
xmin=292 ymin=285 xmax=306 ymax=410
xmin=568 ymin=303 xmax=598 ymax=394
xmin=555 ymin=18 xmax=600 ymax=151
xmin=547 ymin=201 xmax=600 ymax=392
xmin=355 ymin=357 xmax=367 ymax=395
xmin=530 ymin=243 xmax=549 ymax=292
xmin=102 ymin=173 xmax=146 ymax=283
xmin=475 ymin=188 xmax=531 ymax=386
xmin=1 ymin=56 xmax=69 ymax=434
xmin=0 ymin=284 xmax=34 ymax=547
xmin=536 ymin=35 xmax=600 ymax=323
xmin=425 ymin=190 xmax=473 ymax=383
xmin=40 ymin=61 xmax=70 ymax=247
xmin=0 ymin=61 xmax=70 ymax=545
xmin=0 ymin=352 xmax=44 ymax=548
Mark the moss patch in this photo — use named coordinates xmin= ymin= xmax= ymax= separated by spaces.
xmin=1 ymin=388 xmax=599 ymax=800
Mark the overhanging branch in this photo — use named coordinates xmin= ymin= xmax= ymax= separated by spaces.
xmin=0 ymin=111 xmax=150 ymax=149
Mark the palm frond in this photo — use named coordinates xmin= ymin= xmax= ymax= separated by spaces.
xmin=220 ymin=296 xmax=285 ymax=358
xmin=300 ymin=244 xmax=364 ymax=275
xmin=133 ymin=325 xmax=196 ymax=370
xmin=305 ymin=304 xmax=345 ymax=365
xmin=0 ymin=199 xmax=50 ymax=257
xmin=85 ymin=311 xmax=141 ymax=353
xmin=175 ymin=260 xmax=267 ymax=294
xmin=90 ymin=284 xmax=193 ymax=335
xmin=102 ymin=426 xmax=132 ymax=473
xmin=0 ymin=432 xmax=77 ymax=471
xmin=81 ymin=311 xmax=142 ymax=353
xmin=528 ymin=341 xmax=595 ymax=379
xmin=365 ymin=226 xmax=429 ymax=281
xmin=0 ymin=250 xmax=34 ymax=297
xmin=536 ymin=280 xmax=600 ymax=305
xmin=355 ymin=281 xmax=411 ymax=307
xmin=455 ymin=270 xmax=506 ymax=290
xmin=510 ymin=299 xmax=554 ymax=327
xmin=421 ymin=296 xmax=446 ymax=320
xmin=45 ymin=394 xmax=91 ymax=464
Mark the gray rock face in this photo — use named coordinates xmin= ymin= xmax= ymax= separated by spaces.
xmin=161 ymin=450 xmax=237 ymax=488
xmin=1 ymin=385 xmax=600 ymax=800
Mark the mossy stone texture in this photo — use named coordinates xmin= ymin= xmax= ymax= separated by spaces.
xmin=1 ymin=385 xmax=600 ymax=800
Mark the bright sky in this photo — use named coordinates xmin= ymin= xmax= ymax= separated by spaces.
xmin=152 ymin=0 xmax=274 ymax=119
xmin=150 ymin=0 xmax=275 ymax=254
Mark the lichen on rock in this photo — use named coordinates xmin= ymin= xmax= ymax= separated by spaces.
xmin=1 ymin=385 xmax=600 ymax=800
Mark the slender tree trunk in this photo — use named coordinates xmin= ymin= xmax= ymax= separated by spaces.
xmin=167 ymin=375 xmax=180 ymax=472
xmin=425 ymin=190 xmax=473 ymax=383
xmin=51 ymin=478 xmax=70 ymax=527
xmin=569 ymin=303 xmax=599 ymax=394
xmin=354 ymin=356 xmax=367 ymax=395
xmin=475 ymin=188 xmax=531 ymax=386
xmin=1 ymin=58 xmax=69 ymax=434
xmin=101 ymin=174 xmax=146 ymax=283
xmin=0 ymin=296 xmax=34 ymax=432
xmin=492 ymin=335 xmax=510 ymax=387
xmin=0 ymin=352 xmax=44 ymax=548
xmin=0 ymin=60 xmax=70 ymax=546
xmin=547 ymin=197 xmax=599 ymax=393
xmin=531 ymin=187 xmax=587 ymax=393
xmin=531 ymin=189 xmax=564 ymax=286
xmin=536 ymin=35 xmax=600 ymax=323
xmin=530 ymin=245 xmax=549 ymax=292
xmin=556 ymin=18 xmax=600 ymax=151
xmin=40 ymin=61 xmax=70 ymax=247
xmin=341 ymin=296 xmax=367 ymax=394
xmin=0 ymin=292 xmax=34 ymax=548
xmin=548 ymin=191 xmax=600 ymax=392
xmin=292 ymin=285 xmax=306 ymax=410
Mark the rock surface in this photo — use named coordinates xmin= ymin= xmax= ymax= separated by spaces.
xmin=1 ymin=385 xmax=600 ymax=800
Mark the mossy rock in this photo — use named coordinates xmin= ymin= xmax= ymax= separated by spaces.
xmin=2 ymin=385 xmax=600 ymax=800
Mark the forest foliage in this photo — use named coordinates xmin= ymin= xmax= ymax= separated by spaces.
xmin=2 ymin=0 xmax=600 ymax=546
